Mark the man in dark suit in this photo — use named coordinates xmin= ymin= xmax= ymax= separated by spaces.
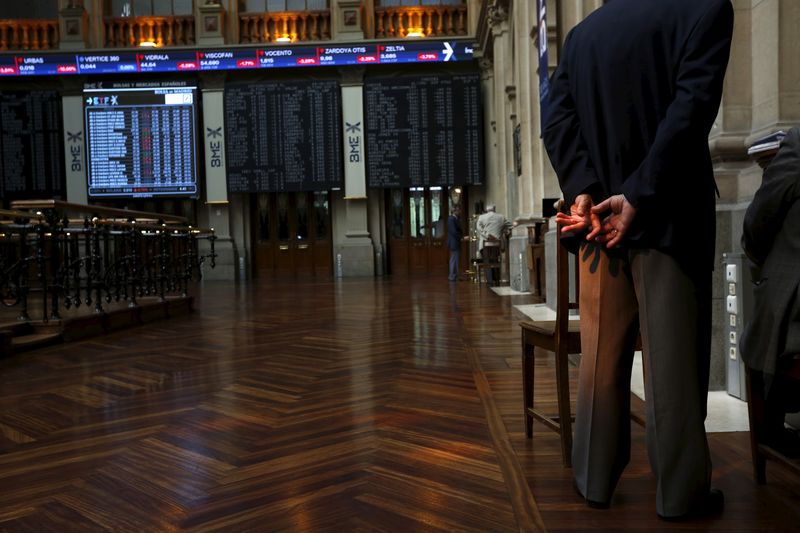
xmin=542 ymin=0 xmax=733 ymax=520
xmin=741 ymin=128 xmax=800 ymax=455
xmin=447 ymin=204 xmax=464 ymax=281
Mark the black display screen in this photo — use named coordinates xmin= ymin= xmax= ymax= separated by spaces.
xmin=364 ymin=73 xmax=483 ymax=188
xmin=84 ymin=85 xmax=198 ymax=198
xmin=224 ymin=80 xmax=342 ymax=192
xmin=0 ymin=90 xmax=64 ymax=200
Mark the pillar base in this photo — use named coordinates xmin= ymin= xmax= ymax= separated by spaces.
xmin=508 ymin=235 xmax=530 ymax=292
xmin=199 ymin=237 xmax=238 ymax=281
xmin=335 ymin=240 xmax=375 ymax=277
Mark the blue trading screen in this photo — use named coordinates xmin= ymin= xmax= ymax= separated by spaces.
xmin=0 ymin=41 xmax=473 ymax=76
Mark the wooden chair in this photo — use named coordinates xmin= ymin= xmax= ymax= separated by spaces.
xmin=520 ymin=228 xmax=581 ymax=466
xmin=745 ymin=356 xmax=800 ymax=483
xmin=475 ymin=261 xmax=502 ymax=285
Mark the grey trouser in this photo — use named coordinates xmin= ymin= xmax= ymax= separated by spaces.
xmin=572 ymin=243 xmax=712 ymax=517
xmin=448 ymin=249 xmax=460 ymax=281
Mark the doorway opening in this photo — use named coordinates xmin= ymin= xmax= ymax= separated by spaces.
xmin=385 ymin=186 xmax=469 ymax=276
xmin=251 ymin=191 xmax=332 ymax=278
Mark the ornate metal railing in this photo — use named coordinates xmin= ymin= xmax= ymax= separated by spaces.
xmin=1 ymin=201 xmax=215 ymax=323
xmin=104 ymin=15 xmax=195 ymax=47
xmin=0 ymin=19 xmax=59 ymax=51
xmin=374 ymin=5 xmax=467 ymax=39
xmin=239 ymin=10 xmax=331 ymax=44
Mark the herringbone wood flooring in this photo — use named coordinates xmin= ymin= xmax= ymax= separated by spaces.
xmin=0 ymin=278 xmax=798 ymax=531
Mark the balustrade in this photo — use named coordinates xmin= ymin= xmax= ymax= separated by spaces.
xmin=104 ymin=16 xmax=195 ymax=48
xmin=0 ymin=19 xmax=58 ymax=51
xmin=1 ymin=201 xmax=215 ymax=324
xmin=239 ymin=10 xmax=330 ymax=44
xmin=374 ymin=5 xmax=467 ymax=38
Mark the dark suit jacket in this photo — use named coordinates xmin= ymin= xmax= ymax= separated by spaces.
xmin=447 ymin=214 xmax=463 ymax=251
xmin=542 ymin=0 xmax=733 ymax=271
xmin=740 ymin=128 xmax=800 ymax=378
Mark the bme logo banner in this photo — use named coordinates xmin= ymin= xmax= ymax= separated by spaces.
xmin=346 ymin=122 xmax=361 ymax=163
xmin=67 ymin=131 xmax=83 ymax=172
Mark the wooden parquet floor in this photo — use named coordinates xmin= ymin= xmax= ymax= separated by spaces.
xmin=0 ymin=277 xmax=798 ymax=532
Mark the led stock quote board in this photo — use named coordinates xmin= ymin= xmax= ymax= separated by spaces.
xmin=0 ymin=90 xmax=64 ymax=200
xmin=365 ymin=73 xmax=483 ymax=188
xmin=0 ymin=41 xmax=474 ymax=76
xmin=84 ymin=86 xmax=199 ymax=198
xmin=224 ymin=80 xmax=342 ymax=192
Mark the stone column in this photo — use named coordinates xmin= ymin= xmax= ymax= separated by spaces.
xmin=555 ymin=0 xmax=602 ymax=48
xmin=488 ymin=3 xmax=510 ymax=216
xmin=479 ymin=57 xmax=495 ymax=218
xmin=225 ymin=0 xmax=240 ymax=44
xmin=61 ymin=84 xmax=89 ymax=204
xmin=505 ymin=84 xmax=518 ymax=220
xmin=87 ymin=0 xmax=104 ymax=49
xmin=361 ymin=0 xmax=376 ymax=38
xmin=711 ymin=0 xmax=754 ymax=204
xmin=336 ymin=69 xmax=375 ymax=277
xmin=556 ymin=0 xmax=581 ymax=42
xmin=198 ymin=75 xmax=238 ymax=280
xmin=514 ymin=0 xmax=535 ymax=218
xmin=507 ymin=0 xmax=539 ymax=291
xmin=751 ymin=0 xmax=800 ymax=137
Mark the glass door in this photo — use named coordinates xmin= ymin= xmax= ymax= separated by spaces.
xmin=387 ymin=186 xmax=461 ymax=275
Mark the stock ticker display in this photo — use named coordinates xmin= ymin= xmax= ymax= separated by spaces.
xmin=0 ymin=90 xmax=64 ymax=199
xmin=84 ymin=86 xmax=198 ymax=198
xmin=364 ymin=73 xmax=483 ymax=188
xmin=0 ymin=41 xmax=474 ymax=76
xmin=224 ymin=80 xmax=342 ymax=192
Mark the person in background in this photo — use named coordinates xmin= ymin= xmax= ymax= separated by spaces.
xmin=740 ymin=127 xmax=800 ymax=457
xmin=477 ymin=204 xmax=509 ymax=286
xmin=447 ymin=204 xmax=464 ymax=282
xmin=542 ymin=0 xmax=733 ymax=520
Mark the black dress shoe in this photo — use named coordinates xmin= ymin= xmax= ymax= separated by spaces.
xmin=658 ymin=488 xmax=724 ymax=521
xmin=572 ymin=479 xmax=610 ymax=509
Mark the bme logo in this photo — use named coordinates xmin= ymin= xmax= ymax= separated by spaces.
xmin=207 ymin=127 xmax=223 ymax=167
xmin=346 ymin=122 xmax=361 ymax=163
xmin=67 ymin=131 xmax=83 ymax=171
xmin=209 ymin=141 xmax=222 ymax=168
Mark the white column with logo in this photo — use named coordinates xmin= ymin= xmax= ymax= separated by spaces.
xmin=336 ymin=75 xmax=375 ymax=277
xmin=198 ymin=86 xmax=239 ymax=280
xmin=62 ymin=94 xmax=88 ymax=204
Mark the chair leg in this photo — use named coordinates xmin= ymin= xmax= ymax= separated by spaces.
xmin=523 ymin=340 xmax=534 ymax=438
xmin=745 ymin=365 xmax=767 ymax=484
xmin=555 ymin=346 xmax=573 ymax=467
